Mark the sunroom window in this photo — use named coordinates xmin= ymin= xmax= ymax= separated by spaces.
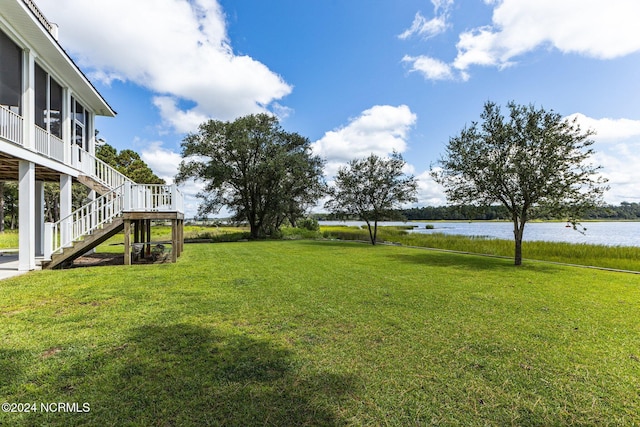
xmin=71 ymin=97 xmax=87 ymax=151
xmin=0 ymin=28 xmax=22 ymax=114
xmin=34 ymin=63 xmax=64 ymax=138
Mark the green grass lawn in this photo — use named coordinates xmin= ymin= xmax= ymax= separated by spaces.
xmin=2 ymin=240 xmax=640 ymax=425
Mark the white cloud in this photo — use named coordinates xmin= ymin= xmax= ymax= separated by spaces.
xmin=38 ymin=0 xmax=292 ymax=126
xmin=153 ymin=97 xmax=209 ymax=135
xmin=139 ymin=141 xmax=183 ymax=184
xmin=398 ymin=12 xmax=447 ymax=40
xmin=566 ymin=113 xmax=640 ymax=143
xmin=454 ymin=1 xmax=640 ymax=72
xmin=594 ymin=144 xmax=640 ymax=203
xmin=403 ymin=0 xmax=640 ymax=80
xmin=415 ymin=170 xmax=447 ymax=206
xmin=312 ymin=105 xmax=417 ymax=177
xmin=398 ymin=1 xmax=454 ymax=40
xmin=402 ymin=55 xmax=458 ymax=81
xmin=564 ymin=113 xmax=640 ymax=203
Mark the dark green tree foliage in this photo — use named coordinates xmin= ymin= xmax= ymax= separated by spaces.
xmin=432 ymin=101 xmax=609 ymax=265
xmin=176 ymin=114 xmax=325 ymax=239
xmin=325 ymin=152 xmax=418 ymax=245
xmin=0 ymin=182 xmax=5 ymax=232
xmin=95 ymin=143 xmax=165 ymax=184
xmin=1 ymin=182 xmax=18 ymax=229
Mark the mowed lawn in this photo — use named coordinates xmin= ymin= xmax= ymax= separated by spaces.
xmin=1 ymin=240 xmax=640 ymax=426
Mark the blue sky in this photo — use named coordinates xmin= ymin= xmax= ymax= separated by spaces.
xmin=38 ymin=0 xmax=640 ymax=217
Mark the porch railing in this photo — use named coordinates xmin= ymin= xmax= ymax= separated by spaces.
xmin=123 ymin=182 xmax=184 ymax=213
xmin=0 ymin=106 xmax=23 ymax=145
xmin=34 ymin=125 xmax=65 ymax=162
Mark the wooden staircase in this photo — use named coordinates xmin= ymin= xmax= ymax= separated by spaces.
xmin=42 ymin=218 xmax=124 ymax=269
xmin=42 ymin=155 xmax=184 ymax=269
xmin=77 ymin=174 xmax=113 ymax=196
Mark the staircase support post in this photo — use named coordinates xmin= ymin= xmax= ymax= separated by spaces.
xmin=171 ymin=219 xmax=178 ymax=263
xmin=124 ymin=219 xmax=131 ymax=266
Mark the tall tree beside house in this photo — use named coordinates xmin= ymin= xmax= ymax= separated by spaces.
xmin=431 ymin=101 xmax=609 ymax=266
xmin=176 ymin=113 xmax=326 ymax=238
xmin=1 ymin=182 xmax=18 ymax=230
xmin=325 ymin=152 xmax=418 ymax=245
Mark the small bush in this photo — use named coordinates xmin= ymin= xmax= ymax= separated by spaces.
xmin=297 ymin=217 xmax=320 ymax=231
xmin=281 ymin=226 xmax=321 ymax=240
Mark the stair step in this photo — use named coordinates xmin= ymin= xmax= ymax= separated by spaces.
xmin=44 ymin=218 xmax=125 ymax=269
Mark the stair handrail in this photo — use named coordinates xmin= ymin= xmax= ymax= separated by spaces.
xmin=44 ymin=184 xmax=125 ymax=260
xmin=87 ymin=150 xmax=133 ymax=190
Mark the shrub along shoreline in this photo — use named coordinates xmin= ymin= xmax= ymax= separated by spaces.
xmin=318 ymin=225 xmax=640 ymax=272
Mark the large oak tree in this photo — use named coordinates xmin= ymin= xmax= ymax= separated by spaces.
xmin=432 ymin=101 xmax=609 ymax=265
xmin=176 ymin=114 xmax=325 ymax=238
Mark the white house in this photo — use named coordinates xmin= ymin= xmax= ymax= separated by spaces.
xmin=1 ymin=0 xmax=184 ymax=271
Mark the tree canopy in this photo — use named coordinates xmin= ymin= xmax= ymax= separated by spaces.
xmin=95 ymin=143 xmax=165 ymax=184
xmin=432 ymin=101 xmax=609 ymax=265
xmin=176 ymin=113 xmax=325 ymax=238
xmin=325 ymin=152 xmax=418 ymax=245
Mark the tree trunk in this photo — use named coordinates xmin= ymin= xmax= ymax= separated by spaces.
xmin=514 ymin=236 xmax=523 ymax=266
xmin=513 ymin=220 xmax=525 ymax=266
xmin=365 ymin=220 xmax=375 ymax=245
xmin=249 ymin=222 xmax=260 ymax=239
xmin=373 ymin=220 xmax=378 ymax=245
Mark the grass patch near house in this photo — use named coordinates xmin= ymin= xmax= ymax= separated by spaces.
xmin=321 ymin=225 xmax=640 ymax=272
xmin=0 ymin=230 xmax=18 ymax=249
xmin=2 ymin=240 xmax=640 ymax=425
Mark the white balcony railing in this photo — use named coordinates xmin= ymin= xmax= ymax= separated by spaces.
xmin=123 ymin=182 xmax=184 ymax=213
xmin=34 ymin=125 xmax=65 ymax=162
xmin=0 ymin=106 xmax=24 ymax=145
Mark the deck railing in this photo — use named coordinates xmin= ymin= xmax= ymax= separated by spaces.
xmin=123 ymin=182 xmax=184 ymax=213
xmin=34 ymin=125 xmax=65 ymax=162
xmin=0 ymin=106 xmax=24 ymax=145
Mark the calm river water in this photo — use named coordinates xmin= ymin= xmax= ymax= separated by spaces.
xmin=320 ymin=221 xmax=640 ymax=247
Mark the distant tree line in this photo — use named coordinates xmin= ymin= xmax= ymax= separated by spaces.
xmin=399 ymin=203 xmax=640 ymax=221
xmin=314 ymin=203 xmax=640 ymax=222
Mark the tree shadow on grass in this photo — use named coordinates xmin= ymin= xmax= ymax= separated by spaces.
xmin=15 ymin=324 xmax=357 ymax=426
xmin=0 ymin=349 xmax=29 ymax=392
xmin=386 ymin=250 xmax=560 ymax=273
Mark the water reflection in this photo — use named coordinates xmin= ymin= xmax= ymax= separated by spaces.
xmin=320 ymin=221 xmax=640 ymax=247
